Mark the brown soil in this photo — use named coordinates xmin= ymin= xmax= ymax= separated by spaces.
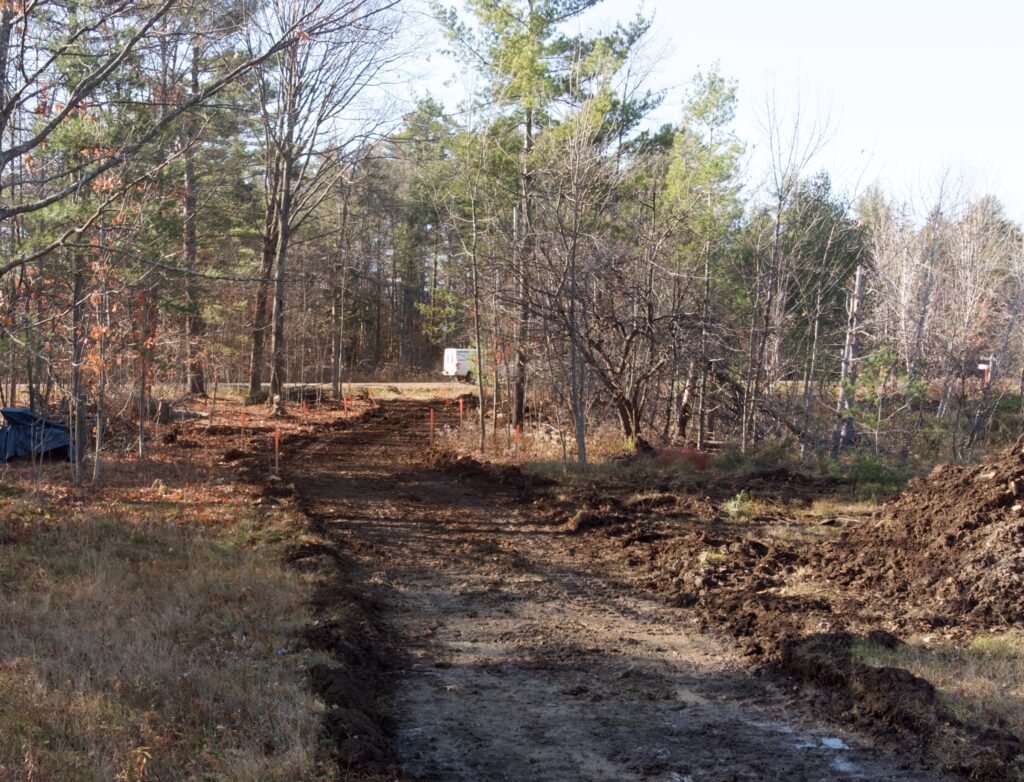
xmin=815 ymin=437 xmax=1024 ymax=629
xmin=261 ymin=400 xmax=948 ymax=781
xmin=556 ymin=441 xmax=1024 ymax=780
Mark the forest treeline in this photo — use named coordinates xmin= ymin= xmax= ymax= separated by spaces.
xmin=1 ymin=0 xmax=1022 ymax=478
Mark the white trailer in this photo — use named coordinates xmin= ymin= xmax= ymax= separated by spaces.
xmin=443 ymin=348 xmax=478 ymax=381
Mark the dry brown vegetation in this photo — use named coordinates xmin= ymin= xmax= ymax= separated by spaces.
xmin=0 ymin=400 xmax=360 ymax=781
xmin=854 ymin=631 xmax=1024 ymax=750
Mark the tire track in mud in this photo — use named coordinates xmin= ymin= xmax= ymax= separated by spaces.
xmin=284 ymin=400 xmax=947 ymax=781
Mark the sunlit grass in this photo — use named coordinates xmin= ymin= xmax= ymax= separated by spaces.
xmin=853 ymin=631 xmax=1024 ymax=739
xmin=0 ymin=495 xmax=330 ymax=781
xmin=797 ymin=497 xmax=880 ymax=520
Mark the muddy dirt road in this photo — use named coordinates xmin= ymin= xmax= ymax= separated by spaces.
xmin=286 ymin=401 xmax=944 ymax=781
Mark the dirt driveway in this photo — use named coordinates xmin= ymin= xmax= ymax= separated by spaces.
xmin=285 ymin=401 xmax=945 ymax=781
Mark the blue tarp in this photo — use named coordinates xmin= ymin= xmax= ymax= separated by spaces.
xmin=0 ymin=407 xmax=73 ymax=462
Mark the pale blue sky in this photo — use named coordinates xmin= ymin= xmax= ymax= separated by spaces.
xmin=413 ymin=0 xmax=1023 ymax=219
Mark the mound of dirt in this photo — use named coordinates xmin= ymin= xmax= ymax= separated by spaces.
xmin=550 ymin=443 xmax=1024 ymax=779
xmin=566 ymin=507 xmax=632 ymax=533
xmin=428 ymin=449 xmax=553 ymax=492
xmin=304 ymin=578 xmax=398 ymax=773
xmin=817 ymin=437 xmax=1024 ymax=628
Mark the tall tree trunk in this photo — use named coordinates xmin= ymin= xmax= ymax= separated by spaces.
xmin=678 ymin=359 xmax=696 ymax=441
xmin=491 ymin=273 xmax=501 ymax=434
xmin=70 ymin=256 xmax=87 ymax=487
xmin=247 ymin=156 xmax=283 ymax=403
xmin=740 ymin=243 xmax=765 ymax=451
xmin=23 ymin=272 xmax=36 ymax=410
xmin=138 ymin=290 xmax=150 ymax=461
xmin=513 ymin=105 xmax=533 ymax=428
xmin=92 ymin=274 xmax=108 ymax=482
xmin=183 ymin=43 xmax=205 ymax=396
xmin=696 ymin=246 xmax=711 ymax=449
xmin=269 ymin=136 xmax=295 ymax=413
xmin=832 ymin=263 xmax=866 ymax=456
xmin=800 ymin=302 xmax=822 ymax=460
xmin=331 ymin=192 xmax=350 ymax=399
xmin=331 ymin=274 xmax=345 ymax=398
xmin=567 ymin=183 xmax=586 ymax=465
xmin=469 ymin=199 xmax=487 ymax=453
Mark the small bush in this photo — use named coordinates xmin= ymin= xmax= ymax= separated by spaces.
xmin=725 ymin=489 xmax=753 ymax=518
xmin=244 ymin=389 xmax=270 ymax=405
xmin=834 ymin=455 xmax=915 ymax=499
xmin=995 ymin=393 xmax=1023 ymax=414
xmin=712 ymin=439 xmax=800 ymax=475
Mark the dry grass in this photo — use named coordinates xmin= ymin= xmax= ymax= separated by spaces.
xmin=798 ymin=497 xmax=880 ymax=520
xmin=753 ymin=498 xmax=882 ymax=544
xmin=0 ymin=391 xmax=415 ymax=780
xmin=351 ymin=381 xmax=468 ymax=401
xmin=189 ymin=381 xmax=467 ymax=404
xmin=0 ymin=429 xmax=334 ymax=782
xmin=443 ymin=417 xmax=634 ymax=468
xmin=853 ymin=631 xmax=1024 ymax=740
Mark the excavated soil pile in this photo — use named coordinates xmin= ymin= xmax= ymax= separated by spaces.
xmin=427 ymin=448 xmax=553 ymax=492
xmin=552 ymin=446 xmax=1024 ymax=779
xmin=817 ymin=436 xmax=1024 ymax=629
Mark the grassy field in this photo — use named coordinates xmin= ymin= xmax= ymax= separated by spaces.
xmin=0 ymin=408 xmax=339 ymax=781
